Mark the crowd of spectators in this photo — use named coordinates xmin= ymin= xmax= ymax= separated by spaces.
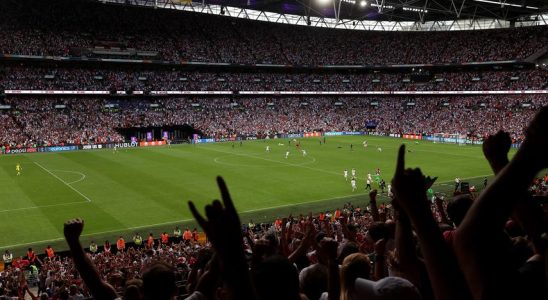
xmin=1 ymin=0 xmax=547 ymax=65
xmin=2 ymin=66 xmax=547 ymax=92
xmin=0 ymin=95 xmax=546 ymax=148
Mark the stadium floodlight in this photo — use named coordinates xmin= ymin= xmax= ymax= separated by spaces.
xmin=360 ymin=1 xmax=367 ymax=8
xmin=317 ymin=0 xmax=332 ymax=6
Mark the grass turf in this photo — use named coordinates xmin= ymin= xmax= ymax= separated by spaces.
xmin=0 ymin=136 xmax=501 ymax=254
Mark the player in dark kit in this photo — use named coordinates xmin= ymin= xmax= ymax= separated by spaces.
xmin=379 ymin=179 xmax=386 ymax=194
xmin=483 ymin=177 xmax=488 ymax=188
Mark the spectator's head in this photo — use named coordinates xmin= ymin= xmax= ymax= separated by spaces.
xmin=124 ymin=279 xmax=143 ymax=300
xmin=338 ymin=241 xmax=359 ymax=263
xmin=346 ymin=224 xmax=358 ymax=240
xmin=340 ymin=253 xmax=371 ymax=300
xmin=367 ymin=222 xmax=389 ymax=242
xmin=141 ymin=261 xmax=177 ymax=300
xmin=354 ymin=276 xmax=422 ymax=300
xmin=252 ymin=255 xmax=301 ymax=300
xmin=446 ymin=194 xmax=473 ymax=227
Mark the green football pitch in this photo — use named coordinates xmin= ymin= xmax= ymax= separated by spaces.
xmin=0 ymin=136 xmax=501 ymax=254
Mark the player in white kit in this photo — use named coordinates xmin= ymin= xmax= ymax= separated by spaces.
xmin=351 ymin=177 xmax=357 ymax=192
xmin=285 ymin=151 xmax=290 ymax=159
xmin=344 ymin=169 xmax=348 ymax=181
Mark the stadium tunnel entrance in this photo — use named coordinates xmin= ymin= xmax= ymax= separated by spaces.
xmin=116 ymin=124 xmax=200 ymax=143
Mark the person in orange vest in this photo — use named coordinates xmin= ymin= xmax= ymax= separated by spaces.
xmin=319 ymin=212 xmax=325 ymax=221
xmin=161 ymin=232 xmax=169 ymax=245
xmin=27 ymin=248 xmax=37 ymax=264
xmin=116 ymin=236 xmax=126 ymax=252
xmin=147 ymin=233 xmax=155 ymax=249
xmin=183 ymin=228 xmax=192 ymax=244
xmin=335 ymin=208 xmax=341 ymax=219
xmin=45 ymin=245 xmax=54 ymax=259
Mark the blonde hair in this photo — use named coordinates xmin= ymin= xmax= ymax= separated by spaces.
xmin=340 ymin=253 xmax=371 ymax=300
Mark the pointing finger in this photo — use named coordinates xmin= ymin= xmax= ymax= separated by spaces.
xmin=217 ymin=176 xmax=236 ymax=213
xmin=395 ymin=144 xmax=406 ymax=176
xmin=188 ymin=201 xmax=207 ymax=230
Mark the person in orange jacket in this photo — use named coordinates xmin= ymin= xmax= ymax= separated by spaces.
xmin=45 ymin=245 xmax=55 ymax=259
xmin=183 ymin=228 xmax=192 ymax=244
xmin=147 ymin=233 xmax=155 ymax=248
xmin=161 ymin=232 xmax=169 ymax=245
xmin=116 ymin=236 xmax=126 ymax=252
xmin=27 ymin=248 xmax=37 ymax=264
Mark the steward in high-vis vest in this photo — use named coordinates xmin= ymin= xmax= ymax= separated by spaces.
xmin=45 ymin=245 xmax=55 ymax=259
xmin=89 ymin=241 xmax=98 ymax=254
xmin=3 ymin=250 xmax=13 ymax=268
xmin=133 ymin=233 xmax=143 ymax=248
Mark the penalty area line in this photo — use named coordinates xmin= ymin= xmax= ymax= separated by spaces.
xmin=33 ymin=162 xmax=92 ymax=203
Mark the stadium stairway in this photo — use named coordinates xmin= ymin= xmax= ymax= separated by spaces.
xmin=525 ymin=45 xmax=548 ymax=62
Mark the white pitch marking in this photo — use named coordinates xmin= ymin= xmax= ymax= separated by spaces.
xmin=33 ymin=162 xmax=92 ymax=202
xmin=50 ymin=170 xmax=87 ymax=185
xmin=0 ymin=201 xmax=88 ymax=214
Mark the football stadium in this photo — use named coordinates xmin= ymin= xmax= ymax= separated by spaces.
xmin=0 ymin=0 xmax=547 ymax=299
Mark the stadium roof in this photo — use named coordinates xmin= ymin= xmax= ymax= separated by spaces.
xmin=195 ymin=0 xmax=548 ymax=22
xmin=103 ymin=0 xmax=548 ymax=30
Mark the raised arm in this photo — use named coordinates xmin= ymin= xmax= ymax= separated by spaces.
xmin=392 ymin=203 xmax=422 ymax=287
xmin=369 ymin=190 xmax=380 ymax=222
xmin=392 ymin=145 xmax=471 ymax=300
xmin=188 ymin=177 xmax=256 ymax=300
xmin=455 ymin=107 xmax=548 ymax=299
xmin=481 ymin=130 xmax=545 ymax=255
xmin=319 ymin=238 xmax=340 ymax=300
xmin=64 ymin=219 xmax=118 ymax=300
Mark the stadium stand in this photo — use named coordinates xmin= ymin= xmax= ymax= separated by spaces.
xmin=0 ymin=0 xmax=547 ymax=65
xmin=1 ymin=67 xmax=547 ymax=91
xmin=0 ymin=95 xmax=546 ymax=148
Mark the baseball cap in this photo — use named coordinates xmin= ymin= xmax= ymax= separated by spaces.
xmin=354 ymin=276 xmax=422 ymax=300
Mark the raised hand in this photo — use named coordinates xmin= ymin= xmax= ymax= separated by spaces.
xmin=369 ymin=189 xmax=378 ymax=200
xmin=63 ymin=218 xmax=118 ymax=300
xmin=392 ymin=145 xmax=471 ymax=300
xmin=188 ymin=176 xmax=254 ymax=300
xmin=482 ymin=130 xmax=511 ymax=173
xmin=425 ymin=175 xmax=438 ymax=190
xmin=522 ymin=106 xmax=548 ymax=168
xmin=392 ymin=145 xmax=432 ymax=216
xmin=64 ymin=219 xmax=84 ymax=243
xmin=188 ymin=177 xmax=244 ymax=262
